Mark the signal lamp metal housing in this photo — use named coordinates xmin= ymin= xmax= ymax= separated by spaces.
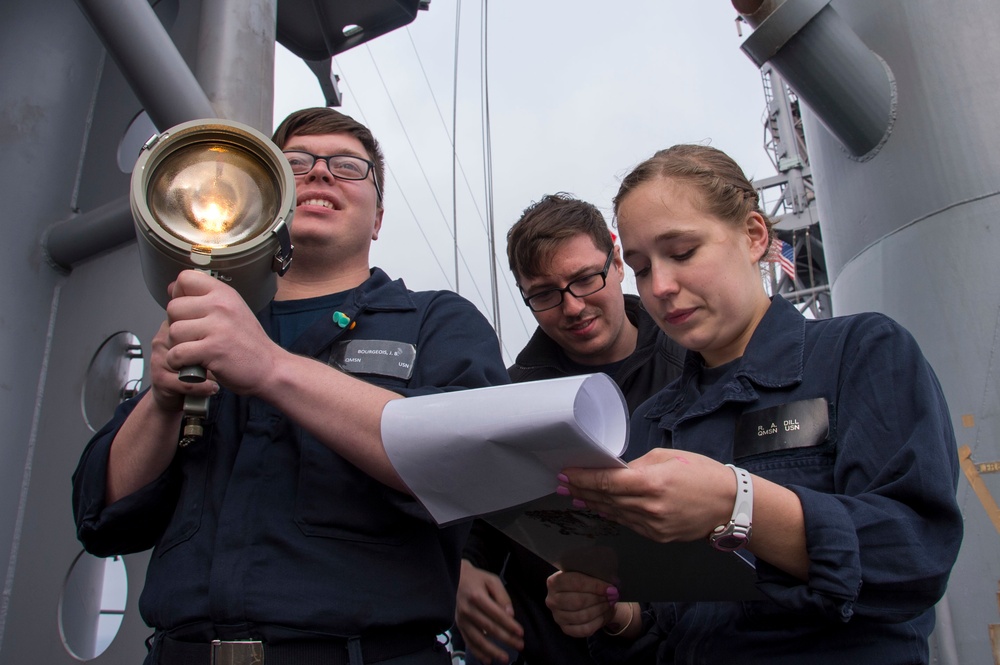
xmin=130 ymin=118 xmax=295 ymax=314
xmin=130 ymin=118 xmax=295 ymax=445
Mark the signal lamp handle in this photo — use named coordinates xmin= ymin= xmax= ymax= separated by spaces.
xmin=178 ymin=365 xmax=207 ymax=383
xmin=178 ymin=366 xmax=210 ymax=446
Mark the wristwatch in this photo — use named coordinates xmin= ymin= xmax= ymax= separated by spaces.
xmin=710 ymin=464 xmax=753 ymax=551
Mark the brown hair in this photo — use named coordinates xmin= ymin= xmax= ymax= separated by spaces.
xmin=613 ymin=144 xmax=773 ymax=250
xmin=506 ymin=193 xmax=614 ymax=283
xmin=272 ymin=107 xmax=385 ymax=207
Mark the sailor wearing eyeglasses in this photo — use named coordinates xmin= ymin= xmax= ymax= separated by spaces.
xmin=72 ymin=108 xmax=509 ymax=665
xmin=456 ymin=193 xmax=685 ymax=665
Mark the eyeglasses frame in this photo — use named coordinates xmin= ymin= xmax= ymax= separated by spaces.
xmin=519 ymin=248 xmax=615 ymax=312
xmin=283 ymin=150 xmax=383 ymax=204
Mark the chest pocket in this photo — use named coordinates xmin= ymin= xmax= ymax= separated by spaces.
xmin=733 ymin=397 xmax=836 ymax=490
xmin=292 ymin=308 xmax=427 ymax=542
xmin=294 ymin=432 xmax=416 ymax=544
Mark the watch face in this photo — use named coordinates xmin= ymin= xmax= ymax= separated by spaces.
xmin=712 ymin=532 xmax=748 ymax=552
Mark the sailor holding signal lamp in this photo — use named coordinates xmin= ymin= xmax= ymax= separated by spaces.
xmin=73 ymin=108 xmax=509 ymax=665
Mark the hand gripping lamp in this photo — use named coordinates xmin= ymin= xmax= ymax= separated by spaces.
xmin=130 ymin=118 xmax=295 ymax=446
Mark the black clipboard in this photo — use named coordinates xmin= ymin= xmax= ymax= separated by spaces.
xmin=485 ymin=493 xmax=764 ymax=602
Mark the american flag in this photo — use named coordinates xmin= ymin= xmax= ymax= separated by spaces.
xmin=773 ymin=238 xmax=795 ymax=278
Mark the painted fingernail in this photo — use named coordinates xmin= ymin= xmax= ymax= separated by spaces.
xmin=606 ymin=586 xmax=620 ymax=603
xmin=572 ymin=498 xmax=587 ymax=509
xmin=557 ymin=473 xmax=569 ymax=483
xmin=555 ymin=485 xmax=570 ymax=496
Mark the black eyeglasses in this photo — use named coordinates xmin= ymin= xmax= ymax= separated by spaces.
xmin=282 ymin=151 xmax=383 ymax=202
xmin=520 ymin=249 xmax=615 ymax=312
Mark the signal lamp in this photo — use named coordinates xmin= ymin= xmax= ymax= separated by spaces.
xmin=130 ymin=118 xmax=295 ymax=445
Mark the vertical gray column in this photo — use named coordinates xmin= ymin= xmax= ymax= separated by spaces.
xmin=197 ymin=0 xmax=278 ymax=132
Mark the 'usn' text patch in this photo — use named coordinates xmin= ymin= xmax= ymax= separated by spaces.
xmin=330 ymin=340 xmax=416 ymax=380
xmin=734 ymin=397 xmax=829 ymax=458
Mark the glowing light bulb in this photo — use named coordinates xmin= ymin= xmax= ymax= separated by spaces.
xmin=189 ymin=180 xmax=237 ymax=236
xmin=148 ymin=143 xmax=275 ymax=248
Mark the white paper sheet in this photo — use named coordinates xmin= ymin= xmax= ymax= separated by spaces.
xmin=381 ymin=373 xmax=629 ymax=525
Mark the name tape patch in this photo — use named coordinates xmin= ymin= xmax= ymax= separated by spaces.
xmin=734 ymin=397 xmax=829 ymax=458
xmin=330 ymin=340 xmax=416 ymax=380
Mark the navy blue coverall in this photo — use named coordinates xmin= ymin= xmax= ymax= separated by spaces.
xmin=590 ymin=295 xmax=963 ymax=665
xmin=73 ymin=268 xmax=510 ymax=662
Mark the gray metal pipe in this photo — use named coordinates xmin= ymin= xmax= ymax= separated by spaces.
xmin=196 ymin=0 xmax=277 ymax=132
xmin=54 ymin=0 xmax=231 ymax=271
xmin=73 ymin=0 xmax=215 ymax=131
xmin=732 ymin=0 xmax=786 ymax=29
xmin=933 ymin=594 xmax=961 ymax=665
xmin=782 ymin=284 xmax=829 ymax=298
xmin=44 ymin=196 xmax=134 ymax=270
xmin=737 ymin=0 xmax=895 ymax=158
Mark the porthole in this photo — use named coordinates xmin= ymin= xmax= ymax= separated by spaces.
xmin=82 ymin=332 xmax=144 ymax=432
xmin=59 ymin=552 xmax=128 ymax=660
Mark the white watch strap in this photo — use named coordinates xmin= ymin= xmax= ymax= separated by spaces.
xmin=727 ymin=464 xmax=753 ymax=531
xmin=710 ymin=464 xmax=754 ymax=550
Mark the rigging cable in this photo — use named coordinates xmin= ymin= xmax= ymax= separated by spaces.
xmin=340 ymin=13 xmax=534 ymax=360
xmin=331 ymin=60 xmax=453 ymax=287
xmin=452 ymin=0 xmax=462 ymax=292
xmin=406 ymin=27 xmax=531 ymax=342
xmin=351 ymin=48 xmax=494 ymax=316
xmin=481 ymin=0 xmax=502 ymax=337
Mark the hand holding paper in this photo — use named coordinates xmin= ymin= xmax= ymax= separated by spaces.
xmin=381 ymin=373 xmax=629 ymax=525
xmin=382 ymin=372 xmax=760 ymax=602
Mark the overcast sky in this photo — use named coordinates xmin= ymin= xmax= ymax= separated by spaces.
xmin=272 ymin=1 xmax=777 ymax=363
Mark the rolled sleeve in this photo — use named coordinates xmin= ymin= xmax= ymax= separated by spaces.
xmin=72 ymin=393 xmax=181 ymax=557
xmin=761 ymin=319 xmax=962 ymax=622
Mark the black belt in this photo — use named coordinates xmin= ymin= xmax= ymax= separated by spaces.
xmin=156 ymin=632 xmax=437 ymax=665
